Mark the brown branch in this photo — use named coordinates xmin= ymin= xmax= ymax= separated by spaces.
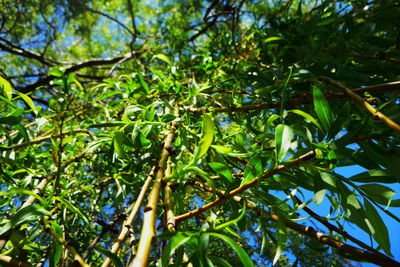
xmin=287 ymin=191 xmax=393 ymax=261
xmin=131 ymin=109 xmax=179 ymax=267
xmin=187 ymin=80 xmax=400 ymax=114
xmin=101 ymin=167 xmax=156 ymax=267
xmin=261 ymin=207 xmax=399 ymax=266
xmin=17 ymin=51 xmax=142 ymax=94
xmin=0 ymin=38 xmax=56 ymax=66
xmin=173 ymin=151 xmax=315 ymax=222
xmin=0 ymin=254 xmax=32 ymax=267
xmin=189 ymin=18 xmax=218 ymax=42
xmin=318 ymin=77 xmax=400 ymax=134
xmin=193 ymin=181 xmax=400 ymax=266
xmin=0 ymin=129 xmax=92 ymax=151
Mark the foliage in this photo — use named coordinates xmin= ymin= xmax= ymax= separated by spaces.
xmin=1 ymin=0 xmax=400 ymax=266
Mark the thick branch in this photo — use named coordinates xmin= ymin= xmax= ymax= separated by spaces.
xmin=131 ymin=110 xmax=179 ymax=267
xmin=101 ymin=167 xmax=156 ymax=267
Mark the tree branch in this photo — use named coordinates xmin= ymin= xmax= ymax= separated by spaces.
xmin=0 ymin=38 xmax=56 ymax=66
xmin=77 ymin=0 xmax=136 ymax=39
xmin=131 ymin=108 xmax=179 ymax=267
xmin=318 ymin=76 xmax=400 ymax=134
xmin=101 ymin=166 xmax=156 ymax=267
xmin=17 ymin=52 xmax=140 ymax=93
xmin=187 ymin=80 xmax=400 ymax=114
xmin=192 ymin=180 xmax=400 ymax=266
xmin=173 ymin=151 xmax=315 ymax=222
xmin=0 ymin=254 xmax=32 ymax=267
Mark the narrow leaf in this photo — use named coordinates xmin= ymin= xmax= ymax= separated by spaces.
xmin=113 ymin=131 xmax=127 ymax=159
xmin=15 ymin=92 xmax=35 ymax=110
xmin=194 ymin=114 xmax=215 ymax=161
xmin=161 ymin=232 xmax=195 ymax=267
xmin=275 ymin=124 xmax=292 ymax=162
xmin=363 ymin=198 xmax=391 ymax=255
xmin=287 ymin=109 xmax=322 ymax=130
xmin=207 ymin=232 xmax=254 ymax=267
xmin=208 ymin=162 xmax=233 ymax=182
xmin=273 ymin=219 xmax=287 ymax=265
xmin=215 ymin=203 xmax=246 ymax=230
xmin=95 ymin=247 xmax=124 ymax=267
xmin=313 ymin=86 xmax=334 ymax=132
xmin=54 ymin=197 xmax=90 ymax=225
xmin=0 ymin=76 xmax=13 ymax=100
xmin=0 ymin=205 xmax=51 ymax=236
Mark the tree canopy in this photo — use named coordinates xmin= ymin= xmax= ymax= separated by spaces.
xmin=1 ymin=0 xmax=400 ymax=266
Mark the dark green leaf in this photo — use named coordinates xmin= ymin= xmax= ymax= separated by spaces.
xmin=313 ymin=86 xmax=334 ymax=132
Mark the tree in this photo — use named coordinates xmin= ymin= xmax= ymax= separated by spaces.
xmin=1 ymin=0 xmax=400 ymax=266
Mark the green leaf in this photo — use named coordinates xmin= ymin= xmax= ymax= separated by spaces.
xmin=0 ymin=205 xmax=51 ymax=236
xmin=275 ymin=124 xmax=292 ymax=162
xmin=363 ymin=198 xmax=391 ymax=255
xmin=210 ymin=145 xmax=251 ymax=157
xmin=349 ymin=169 xmax=399 ymax=183
xmin=287 ymin=109 xmax=322 ymax=130
xmin=54 ymin=197 xmax=90 ymax=225
xmin=0 ymin=189 xmax=45 ymax=204
xmin=14 ymin=123 xmax=30 ymax=142
xmin=313 ymin=189 xmax=326 ymax=206
xmin=160 ymin=232 xmax=195 ymax=267
xmin=360 ymin=184 xmax=396 ymax=206
xmin=161 ymin=113 xmax=176 ymax=123
xmin=273 ymin=218 xmax=287 ymax=265
xmin=207 ymin=232 xmax=254 ymax=267
xmin=185 ymin=166 xmax=215 ymax=188
xmin=137 ymin=72 xmax=149 ymax=92
xmin=208 ymin=162 xmax=233 ymax=182
xmin=208 ymin=256 xmax=233 ymax=267
xmin=49 ymin=222 xmax=63 ymax=267
xmin=264 ymin=36 xmax=284 ymax=43
xmin=15 ymin=92 xmax=35 ymax=110
xmin=113 ymin=131 xmax=127 ymax=159
xmin=0 ymin=76 xmax=13 ymax=100
xmin=48 ymin=67 xmax=64 ymax=77
xmin=215 ymin=203 xmax=246 ymax=230
xmin=194 ymin=114 xmax=214 ymax=161
xmin=95 ymin=247 xmax=124 ymax=267
xmin=313 ymin=86 xmax=334 ymax=132
xmin=153 ymin=54 xmax=172 ymax=65
xmin=0 ymin=107 xmax=24 ymax=125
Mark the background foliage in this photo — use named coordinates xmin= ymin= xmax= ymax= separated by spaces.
xmin=1 ymin=0 xmax=400 ymax=266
